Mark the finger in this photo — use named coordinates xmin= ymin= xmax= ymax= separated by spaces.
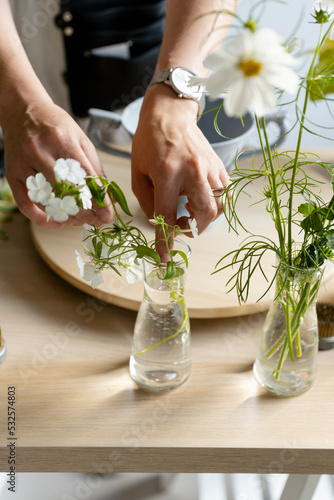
xmin=80 ymin=140 xmax=114 ymax=223
xmin=13 ymin=181 xmax=63 ymax=229
xmin=73 ymin=207 xmax=102 ymax=226
xmin=182 ymin=178 xmax=217 ymax=234
xmin=131 ymin=174 xmax=154 ymax=219
xmin=154 ymin=181 xmax=180 ymax=262
xmin=209 ymin=179 xmax=228 ymax=218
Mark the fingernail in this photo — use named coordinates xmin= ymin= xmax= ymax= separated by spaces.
xmin=98 ymin=208 xmax=112 ymax=223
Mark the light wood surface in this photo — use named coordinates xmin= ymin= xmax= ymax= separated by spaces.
xmin=1 ymin=210 xmax=334 ymax=473
xmin=30 ymin=150 xmax=334 ymax=318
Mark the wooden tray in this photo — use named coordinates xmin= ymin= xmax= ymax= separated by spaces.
xmin=30 ymin=150 xmax=334 ymax=318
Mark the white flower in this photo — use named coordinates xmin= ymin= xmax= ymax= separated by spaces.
xmin=119 ymin=240 xmax=144 ymax=283
xmin=79 ymin=183 xmax=93 ymax=210
xmin=26 ymin=173 xmax=53 ymax=206
xmin=188 ymin=218 xmax=198 ymax=240
xmin=313 ymin=1 xmax=334 ymax=15
xmin=45 ymin=196 xmax=79 ymax=222
xmin=54 ymin=158 xmax=86 ymax=185
xmin=313 ymin=1 xmax=334 ymax=38
xmin=75 ymin=251 xmax=104 ymax=289
xmin=190 ymin=28 xmax=299 ymax=117
xmin=124 ymin=259 xmax=144 ymax=284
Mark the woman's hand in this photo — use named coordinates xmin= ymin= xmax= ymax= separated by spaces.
xmin=131 ymin=84 xmax=230 ymax=238
xmin=2 ymin=99 xmax=114 ymax=228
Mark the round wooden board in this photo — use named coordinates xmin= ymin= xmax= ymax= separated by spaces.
xmin=30 ymin=150 xmax=334 ymax=318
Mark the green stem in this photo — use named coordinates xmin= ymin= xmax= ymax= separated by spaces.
xmin=256 ymin=116 xmax=285 ymax=255
xmin=285 ymin=302 xmax=295 ymax=362
xmin=287 ymin=25 xmax=324 ymax=265
xmin=271 ymin=279 xmax=318 ymax=379
xmin=136 ymin=296 xmax=189 ymax=355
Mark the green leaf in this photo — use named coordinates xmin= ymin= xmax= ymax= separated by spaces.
xmin=319 ymin=207 xmax=334 ymax=221
xmin=86 ymin=178 xmax=106 ymax=207
xmin=108 ymin=181 xmax=132 ymax=216
xmin=300 ymin=211 xmax=323 ymax=233
xmin=170 ymin=250 xmax=189 ymax=268
xmin=164 ymin=260 xmax=176 ymax=280
xmin=135 ymin=246 xmax=161 ymax=265
xmin=298 ymin=203 xmax=314 ymax=216
xmin=309 ymin=39 xmax=334 ymax=101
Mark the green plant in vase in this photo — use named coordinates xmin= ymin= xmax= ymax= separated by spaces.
xmin=26 ymin=159 xmax=196 ymax=390
xmin=191 ymin=0 xmax=334 ymax=395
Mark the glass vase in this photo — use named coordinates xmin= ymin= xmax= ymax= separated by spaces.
xmin=253 ymin=261 xmax=324 ymax=396
xmin=129 ymin=240 xmax=191 ymax=391
xmin=0 ymin=329 xmax=6 ymax=364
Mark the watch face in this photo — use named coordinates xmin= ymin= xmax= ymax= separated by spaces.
xmin=170 ymin=67 xmax=201 ymax=97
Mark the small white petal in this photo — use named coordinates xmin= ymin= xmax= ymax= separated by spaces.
xmin=75 ymin=250 xmax=85 ymax=275
xmin=62 ymin=196 xmax=80 ymax=216
xmin=313 ymin=1 xmax=334 ymax=14
xmin=26 ymin=175 xmax=37 ymax=191
xmin=189 ymin=218 xmax=199 ymax=241
xmin=54 ymin=159 xmax=69 ymax=181
xmin=79 ymin=184 xmax=93 ymax=210
xmin=91 ymin=271 xmax=104 ymax=289
xmin=82 ymin=262 xmax=97 ymax=282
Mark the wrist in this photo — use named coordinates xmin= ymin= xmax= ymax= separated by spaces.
xmin=0 ymin=85 xmax=53 ymax=136
xmin=143 ymin=82 xmax=200 ymax=120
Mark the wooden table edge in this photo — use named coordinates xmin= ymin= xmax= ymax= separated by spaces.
xmin=2 ymin=447 xmax=334 ymax=473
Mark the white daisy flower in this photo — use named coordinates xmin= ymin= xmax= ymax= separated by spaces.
xmin=313 ymin=1 xmax=334 ymax=38
xmin=75 ymin=251 xmax=104 ymax=289
xmin=313 ymin=0 xmax=334 ymax=15
xmin=26 ymin=173 xmax=53 ymax=206
xmin=190 ymin=28 xmax=299 ymax=118
xmin=54 ymin=158 xmax=86 ymax=185
xmin=79 ymin=183 xmax=93 ymax=210
xmin=45 ymin=196 xmax=79 ymax=222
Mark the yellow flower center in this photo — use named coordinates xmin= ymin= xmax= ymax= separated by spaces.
xmin=239 ymin=59 xmax=262 ymax=77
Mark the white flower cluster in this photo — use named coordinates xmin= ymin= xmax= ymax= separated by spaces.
xmin=76 ymin=224 xmax=144 ymax=288
xmin=26 ymin=158 xmax=92 ymax=222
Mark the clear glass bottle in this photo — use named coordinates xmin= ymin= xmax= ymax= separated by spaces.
xmin=129 ymin=240 xmax=191 ymax=391
xmin=253 ymin=262 xmax=324 ymax=396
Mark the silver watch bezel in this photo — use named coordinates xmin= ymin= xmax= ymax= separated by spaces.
xmin=167 ymin=67 xmax=201 ymax=99
xmin=148 ymin=66 xmax=206 ymax=116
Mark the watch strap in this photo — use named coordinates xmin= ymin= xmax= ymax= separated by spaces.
xmin=149 ymin=68 xmax=172 ymax=86
xmin=148 ymin=67 xmax=205 ymax=117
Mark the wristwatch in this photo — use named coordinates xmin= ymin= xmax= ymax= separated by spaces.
xmin=148 ymin=67 xmax=205 ymax=117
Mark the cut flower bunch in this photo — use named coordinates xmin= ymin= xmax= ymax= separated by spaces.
xmin=195 ymin=0 xmax=334 ymax=388
xmin=26 ymin=159 xmax=197 ymax=289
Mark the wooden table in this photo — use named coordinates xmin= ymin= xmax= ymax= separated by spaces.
xmin=0 ymin=212 xmax=334 ymax=479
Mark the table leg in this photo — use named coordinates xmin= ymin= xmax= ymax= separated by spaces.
xmin=279 ymin=475 xmax=321 ymax=500
xmin=197 ymin=474 xmax=229 ymax=500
